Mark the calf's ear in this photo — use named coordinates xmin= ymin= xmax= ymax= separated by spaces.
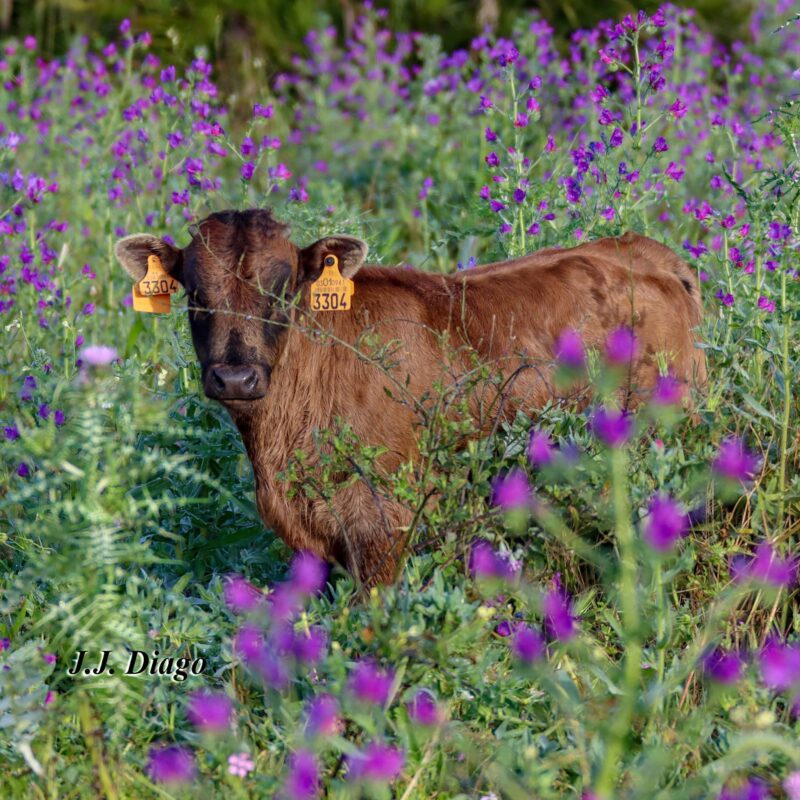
xmin=114 ymin=234 xmax=183 ymax=283
xmin=299 ymin=235 xmax=368 ymax=282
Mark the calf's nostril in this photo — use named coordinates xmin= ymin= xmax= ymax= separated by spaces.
xmin=243 ymin=369 xmax=258 ymax=390
xmin=211 ymin=369 xmax=227 ymax=392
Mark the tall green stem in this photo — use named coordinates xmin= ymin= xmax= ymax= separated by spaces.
xmin=633 ymin=33 xmax=643 ymax=150
xmin=777 ymin=245 xmax=792 ymax=528
xmin=594 ymin=448 xmax=641 ymax=798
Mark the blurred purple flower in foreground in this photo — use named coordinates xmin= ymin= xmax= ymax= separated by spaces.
xmin=543 ymin=576 xmax=578 ymax=641
xmin=470 ymin=540 xmax=517 ymax=581
xmin=718 ymin=777 xmax=771 ymax=800
xmin=731 ymin=542 xmax=796 ymax=588
xmin=713 ymin=437 xmax=759 ymax=483
xmin=234 ymin=623 xmax=264 ymax=662
xmin=283 ymin=749 xmax=319 ymax=799
xmin=186 ymin=691 xmax=232 ymax=733
xmin=290 ymin=626 xmax=328 ymax=664
xmin=701 ymin=648 xmax=745 ymax=685
xmin=305 ymin=694 xmax=341 ymax=738
xmin=590 ymin=406 xmax=634 ymax=447
xmin=651 ymin=373 xmax=685 ymax=406
xmin=348 ymin=661 xmax=394 ymax=706
xmin=554 ymin=328 xmax=585 ymax=369
xmin=604 ymin=326 xmax=638 ymax=364
xmin=147 ymin=745 xmax=196 ymax=784
xmin=491 ymin=468 xmax=531 ymax=510
xmin=347 ymin=743 xmax=405 ymax=782
xmin=643 ymin=493 xmax=688 ymax=552
xmin=289 ymin=551 xmax=328 ymax=595
xmin=759 ymin=638 xmax=800 ymax=692
xmin=528 ymin=429 xmax=555 ymax=467
xmin=512 ymin=624 xmax=546 ymax=664
xmin=407 ymin=690 xmax=441 ymax=726
xmin=223 ymin=575 xmax=263 ymax=613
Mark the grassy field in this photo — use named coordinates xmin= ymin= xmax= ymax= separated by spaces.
xmin=1 ymin=3 xmax=799 ymax=798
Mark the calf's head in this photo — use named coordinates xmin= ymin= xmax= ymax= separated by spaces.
xmin=114 ymin=209 xmax=367 ymax=404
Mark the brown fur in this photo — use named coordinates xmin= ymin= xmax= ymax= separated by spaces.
xmin=115 ymin=212 xmax=706 ymax=585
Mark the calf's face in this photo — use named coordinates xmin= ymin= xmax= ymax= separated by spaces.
xmin=115 ymin=209 xmax=367 ymax=405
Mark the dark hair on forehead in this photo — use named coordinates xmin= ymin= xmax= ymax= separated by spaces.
xmin=199 ymin=208 xmax=291 ymax=238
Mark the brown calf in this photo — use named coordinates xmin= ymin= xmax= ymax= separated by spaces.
xmin=115 ymin=209 xmax=706 ymax=584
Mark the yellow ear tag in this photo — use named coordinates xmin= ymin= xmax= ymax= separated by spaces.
xmin=310 ymin=254 xmax=354 ymax=312
xmin=131 ymin=254 xmax=179 ymax=314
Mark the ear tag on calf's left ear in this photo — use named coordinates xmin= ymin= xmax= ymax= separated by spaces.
xmin=132 ymin=254 xmax=179 ymax=314
xmin=310 ymin=254 xmax=354 ymax=312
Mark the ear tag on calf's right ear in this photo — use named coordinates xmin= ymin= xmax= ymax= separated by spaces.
xmin=310 ymin=254 xmax=354 ymax=312
xmin=132 ymin=254 xmax=179 ymax=314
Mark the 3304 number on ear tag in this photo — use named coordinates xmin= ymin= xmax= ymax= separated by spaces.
xmin=310 ymin=254 xmax=354 ymax=312
xmin=132 ymin=254 xmax=178 ymax=314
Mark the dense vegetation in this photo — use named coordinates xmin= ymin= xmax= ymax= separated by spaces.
xmin=1 ymin=2 xmax=799 ymax=798
xmin=7 ymin=0 xmax=754 ymax=83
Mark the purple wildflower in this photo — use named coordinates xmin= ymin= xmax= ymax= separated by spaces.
xmin=718 ymin=778 xmax=771 ymax=800
xmin=291 ymin=626 xmax=328 ymax=664
xmin=407 ymin=690 xmax=441 ymax=725
xmin=643 ymin=493 xmax=688 ymax=552
xmin=543 ymin=577 xmax=578 ymax=641
xmin=348 ymin=661 xmax=394 ymax=706
xmin=470 ymin=541 xmax=516 ymax=581
xmin=223 ymin=575 xmax=263 ymax=613
xmin=665 ymin=162 xmax=685 ymax=181
xmin=757 ymin=296 xmax=776 ymax=313
xmin=147 ymin=745 xmax=196 ymax=784
xmin=590 ymin=407 xmax=634 ymax=447
xmin=604 ymin=327 xmax=638 ymax=364
xmin=713 ymin=438 xmax=759 ymax=483
xmin=305 ymin=694 xmax=341 ymax=737
xmin=553 ymin=328 xmax=585 ymax=369
xmin=289 ymin=551 xmax=328 ymax=595
xmin=653 ymin=136 xmax=670 ymax=152
xmin=702 ymin=648 xmax=745 ymax=684
xmin=283 ymin=750 xmax=319 ymax=800
xmin=490 ymin=469 xmax=531 ymax=510
xmin=528 ymin=429 xmax=555 ymax=467
xmin=731 ymin=542 xmax=796 ymax=588
xmin=652 ymin=374 xmax=685 ymax=406
xmin=253 ymin=103 xmax=273 ymax=119
xmin=186 ymin=691 xmax=233 ymax=733
xmin=759 ymin=638 xmax=800 ymax=691
xmin=234 ymin=623 xmax=265 ymax=663
xmin=347 ymin=743 xmax=405 ymax=782
xmin=511 ymin=624 xmax=546 ymax=663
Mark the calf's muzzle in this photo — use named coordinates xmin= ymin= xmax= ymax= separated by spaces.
xmin=203 ymin=363 xmax=270 ymax=401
